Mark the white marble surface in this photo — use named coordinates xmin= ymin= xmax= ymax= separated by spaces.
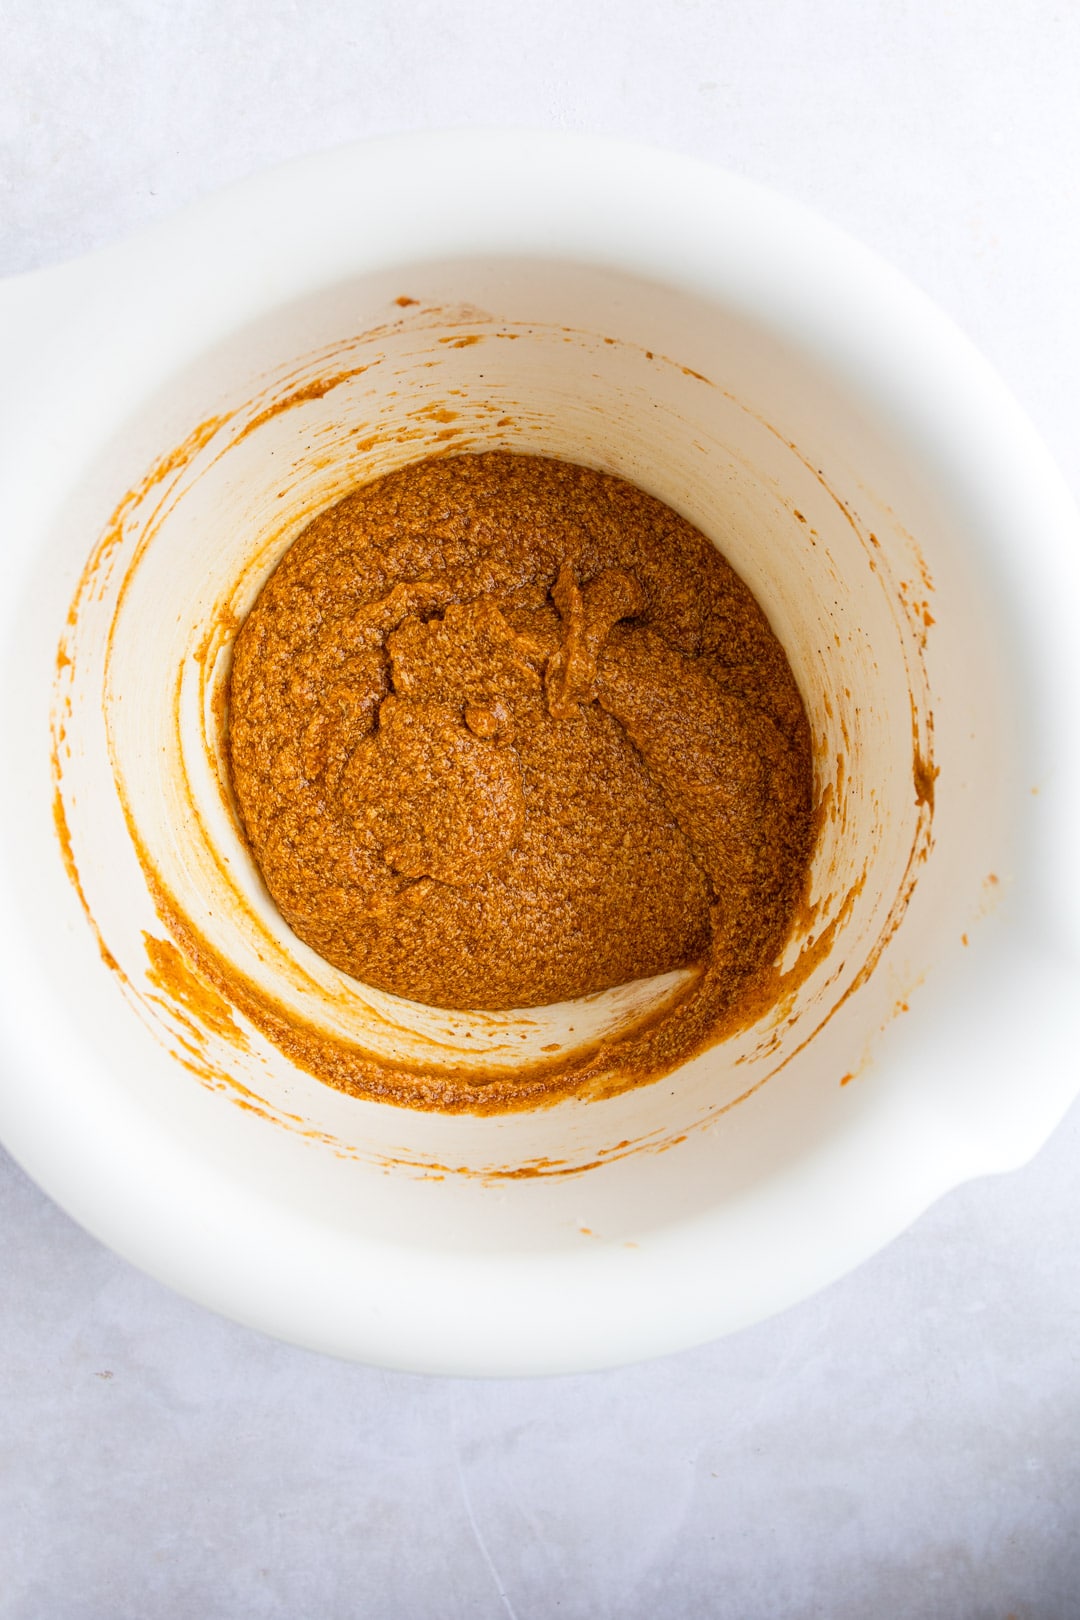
xmin=3 ymin=2 xmax=1080 ymax=1614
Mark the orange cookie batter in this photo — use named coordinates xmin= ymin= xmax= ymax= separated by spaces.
xmin=229 ymin=452 xmax=813 ymax=1020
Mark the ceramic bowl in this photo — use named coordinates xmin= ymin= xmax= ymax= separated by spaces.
xmin=1 ymin=132 xmax=1077 ymax=1374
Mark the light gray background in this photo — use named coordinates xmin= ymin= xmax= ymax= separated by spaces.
xmin=3 ymin=3 xmax=1079 ymax=1616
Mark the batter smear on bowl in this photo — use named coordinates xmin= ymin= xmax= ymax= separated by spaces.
xmin=228 ymin=451 xmax=813 ymax=1021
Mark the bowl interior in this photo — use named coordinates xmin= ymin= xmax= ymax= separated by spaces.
xmin=44 ymin=253 xmax=1009 ymax=1252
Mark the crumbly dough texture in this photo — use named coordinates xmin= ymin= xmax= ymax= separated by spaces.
xmin=228 ymin=451 xmax=812 ymax=1013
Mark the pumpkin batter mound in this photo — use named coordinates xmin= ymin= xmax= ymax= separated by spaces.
xmin=228 ymin=452 xmax=813 ymax=1015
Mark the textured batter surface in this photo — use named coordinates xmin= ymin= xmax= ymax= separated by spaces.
xmin=228 ymin=451 xmax=812 ymax=1011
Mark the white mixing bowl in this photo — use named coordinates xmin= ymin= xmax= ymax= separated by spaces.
xmin=1 ymin=132 xmax=1077 ymax=1374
